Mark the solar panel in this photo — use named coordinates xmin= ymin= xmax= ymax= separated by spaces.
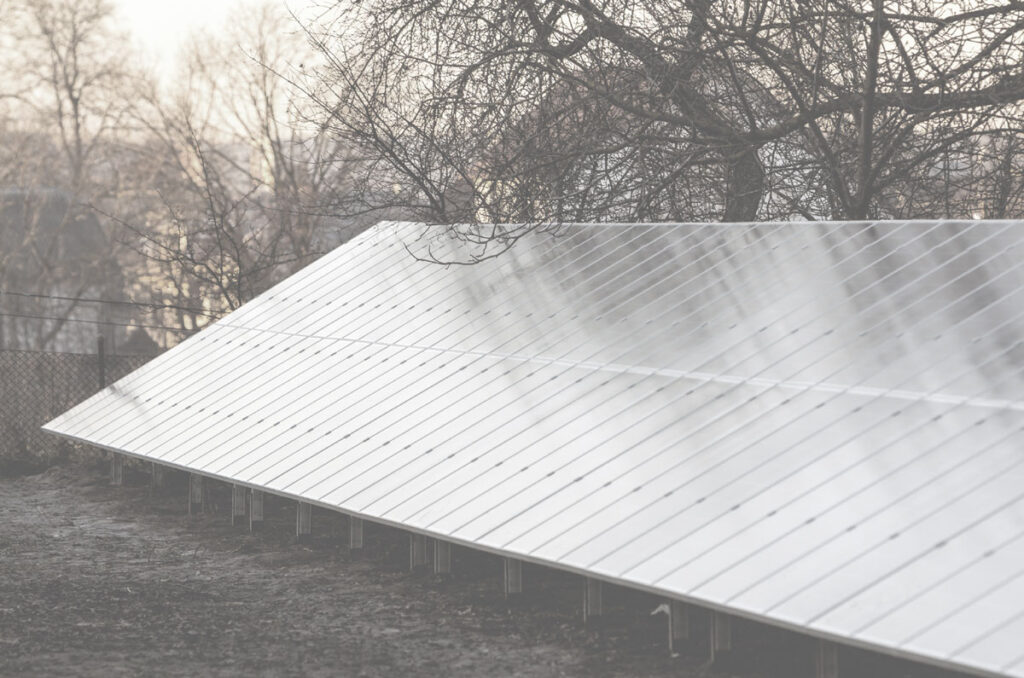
xmin=44 ymin=220 xmax=1024 ymax=677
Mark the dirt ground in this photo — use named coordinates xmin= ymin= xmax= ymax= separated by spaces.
xmin=0 ymin=462 xmax=966 ymax=678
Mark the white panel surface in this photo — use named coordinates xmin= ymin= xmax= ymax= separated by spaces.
xmin=45 ymin=220 xmax=1024 ymax=678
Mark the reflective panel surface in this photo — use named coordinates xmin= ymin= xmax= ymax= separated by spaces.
xmin=45 ymin=220 xmax=1024 ymax=678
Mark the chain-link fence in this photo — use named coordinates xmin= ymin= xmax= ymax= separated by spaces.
xmin=0 ymin=348 xmax=157 ymax=474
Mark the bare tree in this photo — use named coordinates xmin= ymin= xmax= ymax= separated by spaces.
xmin=0 ymin=0 xmax=135 ymax=350
xmin=301 ymin=1 xmax=746 ymax=228
xmin=6 ymin=0 xmax=133 ymax=197
xmin=301 ymin=0 xmax=1024 ymax=240
xmin=118 ymin=3 xmax=363 ymax=338
xmin=728 ymin=0 xmax=1024 ymax=220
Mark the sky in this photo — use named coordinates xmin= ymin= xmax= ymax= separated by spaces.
xmin=110 ymin=0 xmax=310 ymax=78
xmin=113 ymin=0 xmax=249 ymax=69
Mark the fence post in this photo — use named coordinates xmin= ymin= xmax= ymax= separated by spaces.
xmin=97 ymin=335 xmax=106 ymax=389
xmin=98 ymin=335 xmax=123 ymax=484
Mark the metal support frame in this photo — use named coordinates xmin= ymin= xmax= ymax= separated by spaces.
xmin=349 ymin=516 xmax=363 ymax=549
xmin=188 ymin=473 xmax=204 ymax=515
xmin=816 ymin=640 xmax=840 ymax=678
xmin=711 ymin=611 xmax=733 ymax=662
xmin=668 ymin=600 xmax=690 ymax=654
xmin=249 ymin=489 xmax=264 ymax=531
xmin=504 ymin=558 xmax=523 ymax=597
xmin=432 ymin=540 xmax=452 ymax=574
xmin=231 ymin=484 xmax=247 ymax=526
xmin=409 ymin=533 xmax=428 ymax=570
xmin=296 ymin=501 xmax=312 ymax=540
xmin=109 ymin=454 xmax=124 ymax=486
xmin=583 ymin=578 xmax=603 ymax=624
xmin=150 ymin=462 xmax=164 ymax=489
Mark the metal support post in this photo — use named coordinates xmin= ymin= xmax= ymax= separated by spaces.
xmin=150 ymin=462 xmax=165 ymax=489
xmin=816 ymin=640 xmax=839 ymax=678
xmin=349 ymin=516 xmax=364 ymax=549
xmin=433 ymin=540 xmax=452 ymax=574
xmin=504 ymin=558 xmax=523 ymax=597
xmin=409 ymin=533 xmax=428 ymax=570
xmin=188 ymin=473 xmax=204 ymax=515
xmin=668 ymin=600 xmax=690 ymax=654
xmin=231 ymin=484 xmax=247 ymax=526
xmin=711 ymin=611 xmax=733 ymax=662
xmin=109 ymin=454 xmax=124 ymax=486
xmin=583 ymin=578 xmax=603 ymax=625
xmin=249 ymin=489 xmax=264 ymax=531
xmin=296 ymin=501 xmax=312 ymax=540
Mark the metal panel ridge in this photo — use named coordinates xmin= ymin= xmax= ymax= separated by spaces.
xmin=44 ymin=220 xmax=1024 ymax=678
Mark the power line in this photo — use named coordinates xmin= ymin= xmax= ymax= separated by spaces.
xmin=0 ymin=290 xmax=225 ymax=318
xmin=0 ymin=311 xmax=201 ymax=334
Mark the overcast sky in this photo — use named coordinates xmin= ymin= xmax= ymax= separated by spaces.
xmin=111 ymin=0 xmax=309 ymax=77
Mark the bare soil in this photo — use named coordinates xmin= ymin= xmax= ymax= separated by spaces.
xmin=0 ymin=462 xmax=966 ymax=678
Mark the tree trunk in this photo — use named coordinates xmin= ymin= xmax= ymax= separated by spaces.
xmin=722 ymin=146 xmax=764 ymax=222
xmin=851 ymin=0 xmax=884 ymax=220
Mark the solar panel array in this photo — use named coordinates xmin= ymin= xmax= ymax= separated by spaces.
xmin=45 ymin=220 xmax=1024 ymax=678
